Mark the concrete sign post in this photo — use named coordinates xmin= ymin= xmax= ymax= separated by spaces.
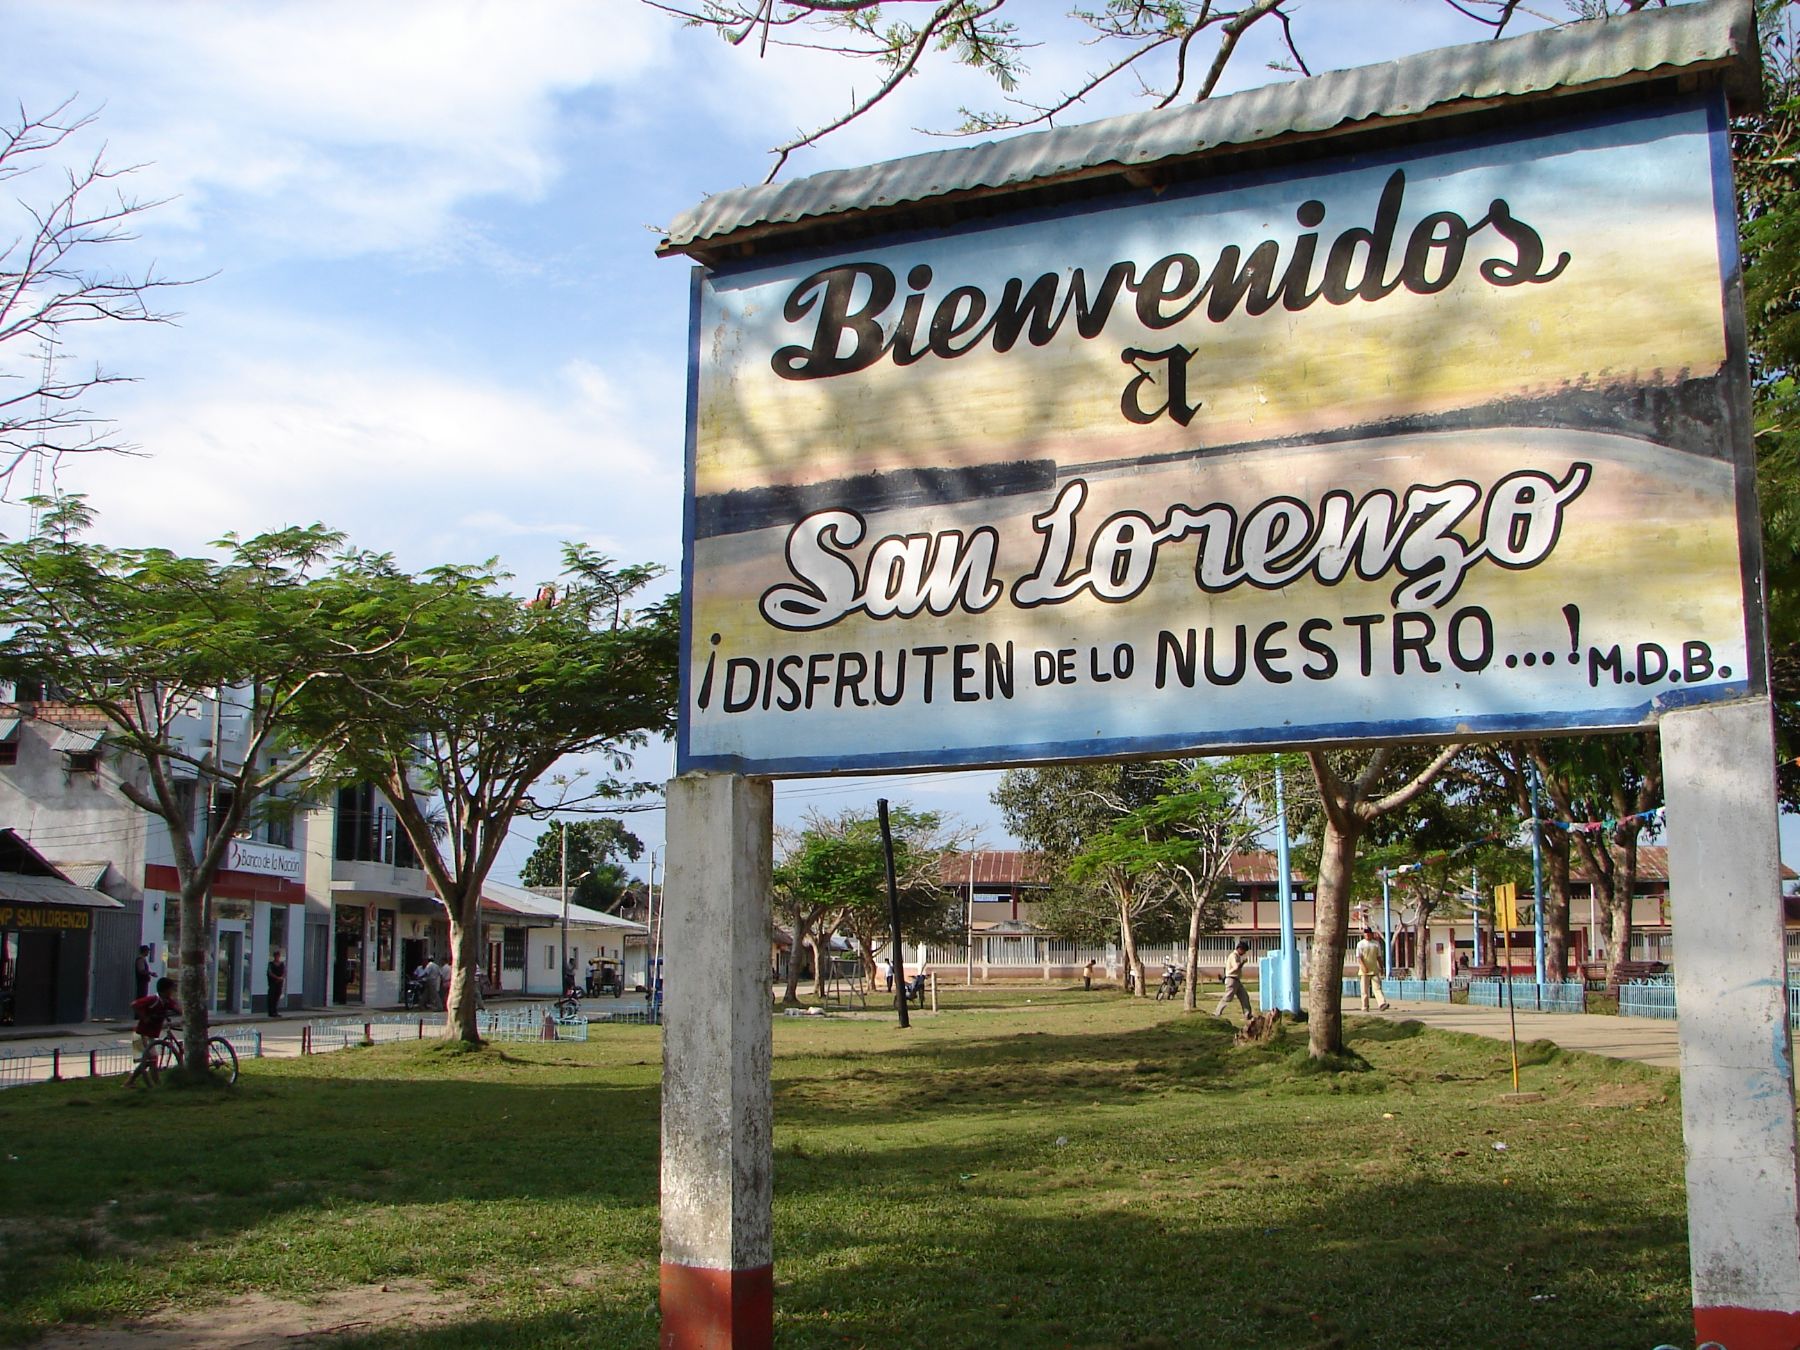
xmin=1663 ymin=698 xmax=1800 ymax=1345
xmin=660 ymin=772 xmax=774 ymax=1350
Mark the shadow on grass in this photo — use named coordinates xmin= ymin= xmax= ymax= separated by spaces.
xmin=0 ymin=1016 xmax=1688 ymax=1350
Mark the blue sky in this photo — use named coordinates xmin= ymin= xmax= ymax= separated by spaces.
xmin=13 ymin=1 xmax=1779 ymax=881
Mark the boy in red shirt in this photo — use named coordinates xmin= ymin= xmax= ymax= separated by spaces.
xmin=126 ymin=976 xmax=181 ymax=1086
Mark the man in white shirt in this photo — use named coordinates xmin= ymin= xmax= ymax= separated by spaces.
xmin=1214 ymin=941 xmax=1253 ymax=1019
xmin=1355 ymin=928 xmax=1390 ymax=1011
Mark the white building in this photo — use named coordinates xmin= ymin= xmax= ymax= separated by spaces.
xmin=0 ymin=688 xmax=309 ymax=1024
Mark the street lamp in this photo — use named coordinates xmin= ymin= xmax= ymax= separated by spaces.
xmin=559 ymin=817 xmax=591 ymax=993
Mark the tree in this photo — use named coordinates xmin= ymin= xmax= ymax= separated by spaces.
xmin=519 ymin=818 xmax=644 ymax=910
xmin=993 ymin=761 xmax=1174 ymax=996
xmin=774 ymin=804 xmax=967 ymax=999
xmin=655 ymin=2 xmax=1567 ymax=180
xmin=771 ymin=824 xmax=838 ymax=1006
xmin=1360 ymin=782 xmax=1531 ymax=980
xmin=1467 ymin=743 xmax=1577 ymax=980
xmin=2 ymin=100 xmax=185 ymax=490
xmin=1067 ymin=758 xmax=1263 ymax=1011
xmin=310 ymin=545 xmax=679 ymax=1044
xmin=0 ymin=498 xmax=365 ymax=1074
xmin=1304 ymin=744 xmax=1465 ymax=1059
xmin=1528 ymin=733 xmax=1663 ymax=977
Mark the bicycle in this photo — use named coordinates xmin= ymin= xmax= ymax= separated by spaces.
xmin=555 ymin=988 xmax=583 ymax=1020
xmin=126 ymin=1021 xmax=239 ymax=1086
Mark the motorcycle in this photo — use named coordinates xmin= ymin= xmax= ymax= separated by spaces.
xmin=1154 ymin=966 xmax=1185 ymax=1001
xmin=555 ymin=986 xmax=584 ymax=1020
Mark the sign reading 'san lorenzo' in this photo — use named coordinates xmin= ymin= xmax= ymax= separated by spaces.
xmin=683 ymin=101 xmax=1756 ymax=776
xmin=771 ymin=170 xmax=1569 ymax=394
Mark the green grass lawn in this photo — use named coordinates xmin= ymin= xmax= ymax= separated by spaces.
xmin=0 ymin=991 xmax=1691 ymax=1348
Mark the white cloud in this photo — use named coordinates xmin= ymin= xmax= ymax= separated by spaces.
xmin=8 ymin=0 xmax=671 ymax=260
xmin=44 ymin=321 xmax=686 ymax=587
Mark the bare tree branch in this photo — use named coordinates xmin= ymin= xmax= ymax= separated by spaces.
xmin=0 ymin=99 xmax=194 ymax=496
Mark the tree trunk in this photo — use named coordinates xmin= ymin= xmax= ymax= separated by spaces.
xmin=810 ymin=929 xmax=832 ymax=999
xmin=1543 ymin=828 xmax=1572 ymax=981
xmin=1609 ymin=835 xmax=1640 ymax=972
xmin=1117 ymin=894 xmax=1145 ymax=997
xmin=177 ymin=880 xmax=212 ymax=1078
xmin=446 ymin=899 xmax=484 ymax=1045
xmin=1307 ymin=812 xmax=1362 ymax=1059
xmin=1183 ymin=899 xmax=1203 ymax=1012
xmin=1592 ymin=863 xmax=1619 ymax=976
xmin=783 ymin=908 xmax=808 ymax=1007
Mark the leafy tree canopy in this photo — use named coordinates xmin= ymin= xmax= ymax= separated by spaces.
xmin=0 ymin=497 xmax=370 ymax=1067
xmin=297 ymin=542 xmax=679 ymax=1041
xmin=775 ymin=804 xmax=967 ymax=955
xmin=520 ymin=818 xmax=645 ymax=910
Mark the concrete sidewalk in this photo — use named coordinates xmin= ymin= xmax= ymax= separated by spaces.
xmin=1365 ymin=999 xmax=1680 ymax=1069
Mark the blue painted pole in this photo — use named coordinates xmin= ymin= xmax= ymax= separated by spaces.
xmin=1381 ymin=868 xmax=1393 ymax=973
xmin=1530 ymin=765 xmax=1546 ymax=985
xmin=1275 ymin=763 xmax=1298 ymax=1013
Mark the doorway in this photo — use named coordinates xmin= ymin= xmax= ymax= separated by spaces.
xmin=333 ymin=906 xmax=365 ymax=1004
xmin=214 ymin=922 xmax=247 ymax=1014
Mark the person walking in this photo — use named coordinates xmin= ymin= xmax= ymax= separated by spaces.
xmin=266 ymin=948 xmax=287 ymax=1018
xmin=1083 ymin=957 xmax=1096 ymax=991
xmin=422 ymin=957 xmax=444 ymax=1012
xmin=133 ymin=945 xmax=153 ymax=1001
xmin=1356 ymin=928 xmax=1391 ymax=1011
xmin=1214 ymin=941 xmax=1253 ymax=1019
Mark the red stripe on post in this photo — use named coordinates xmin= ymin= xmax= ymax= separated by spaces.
xmin=659 ymin=1262 xmax=772 ymax=1350
xmin=1694 ymin=1305 xmax=1800 ymax=1348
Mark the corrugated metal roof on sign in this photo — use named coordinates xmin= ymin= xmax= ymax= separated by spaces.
xmin=662 ymin=0 xmax=1755 ymax=257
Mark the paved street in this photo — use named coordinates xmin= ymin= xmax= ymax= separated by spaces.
xmin=1368 ymin=999 xmax=1680 ymax=1069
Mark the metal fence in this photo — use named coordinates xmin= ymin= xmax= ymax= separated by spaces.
xmin=1619 ymin=980 xmax=1679 ymax=1020
xmin=591 ymin=1008 xmax=662 ymax=1025
xmin=0 ymin=1003 xmax=615 ymax=1091
xmin=476 ymin=1005 xmax=590 ymax=1042
xmin=1386 ymin=978 xmax=1452 ymax=1003
xmin=1468 ymin=980 xmax=1588 ymax=1014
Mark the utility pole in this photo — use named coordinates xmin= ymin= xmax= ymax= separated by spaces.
xmin=1274 ymin=762 xmax=1298 ymax=1013
xmin=648 ymin=848 xmax=662 ymax=1011
xmin=965 ymin=848 xmax=974 ymax=987
xmin=560 ymin=823 xmax=569 ymax=991
xmin=1530 ymin=765 xmax=1546 ymax=985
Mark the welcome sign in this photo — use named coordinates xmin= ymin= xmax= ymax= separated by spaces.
xmin=679 ymin=98 xmax=1759 ymax=775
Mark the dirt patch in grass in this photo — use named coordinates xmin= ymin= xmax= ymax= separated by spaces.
xmin=1583 ymin=1081 xmax=1667 ymax=1110
xmin=34 ymin=1279 xmax=470 ymax=1348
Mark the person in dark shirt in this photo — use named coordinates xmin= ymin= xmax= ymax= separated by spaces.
xmin=134 ymin=945 xmax=153 ymax=1000
xmin=266 ymin=949 xmax=287 ymax=1018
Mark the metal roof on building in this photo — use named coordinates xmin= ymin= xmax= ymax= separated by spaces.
xmin=941 ymin=848 xmax=1307 ymax=888
xmin=49 ymin=727 xmax=104 ymax=754
xmin=662 ymin=0 xmax=1755 ymax=259
xmin=49 ymin=861 xmax=109 ymax=890
xmin=0 ymin=872 xmax=122 ymax=909
xmin=481 ymin=878 xmax=649 ymax=931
